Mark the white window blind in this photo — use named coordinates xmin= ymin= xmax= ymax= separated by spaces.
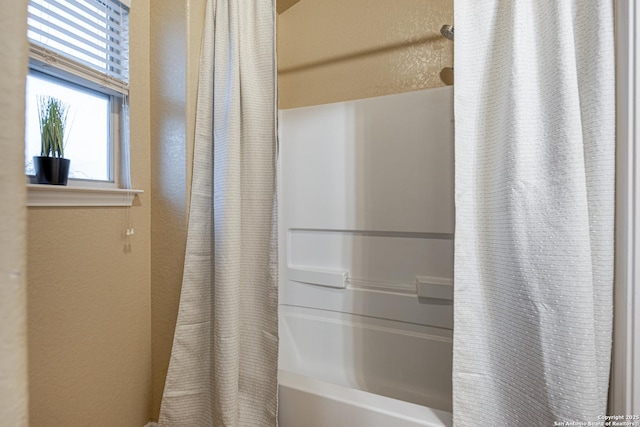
xmin=27 ymin=0 xmax=130 ymax=94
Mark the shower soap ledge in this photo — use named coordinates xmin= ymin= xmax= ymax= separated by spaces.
xmin=416 ymin=276 xmax=454 ymax=301
xmin=288 ymin=267 xmax=348 ymax=289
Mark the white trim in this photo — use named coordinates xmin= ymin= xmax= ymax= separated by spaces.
xmin=612 ymin=0 xmax=640 ymax=416
xmin=27 ymin=184 xmax=142 ymax=207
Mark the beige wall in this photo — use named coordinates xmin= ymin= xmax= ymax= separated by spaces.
xmin=25 ymin=0 xmax=208 ymax=423
xmin=278 ymin=0 xmax=453 ymax=109
xmin=149 ymin=0 xmax=206 ymax=421
xmin=26 ymin=3 xmax=152 ymax=427
xmin=0 ymin=0 xmax=29 ymax=426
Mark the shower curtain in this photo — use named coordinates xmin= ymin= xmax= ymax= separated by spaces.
xmin=453 ymin=1 xmax=614 ymax=425
xmin=158 ymin=1 xmax=278 ymax=426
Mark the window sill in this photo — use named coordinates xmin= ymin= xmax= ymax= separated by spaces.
xmin=27 ymin=184 xmax=143 ymax=207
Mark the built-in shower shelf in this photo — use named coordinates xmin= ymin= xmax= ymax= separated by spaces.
xmin=288 ymin=267 xmax=348 ymax=289
xmin=415 ymin=276 xmax=453 ymax=301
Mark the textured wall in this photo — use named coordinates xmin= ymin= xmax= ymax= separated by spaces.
xmin=27 ymin=3 xmax=152 ymax=427
xmin=150 ymin=0 xmax=206 ymax=420
xmin=278 ymin=0 xmax=454 ymax=109
xmin=0 ymin=0 xmax=29 ymax=426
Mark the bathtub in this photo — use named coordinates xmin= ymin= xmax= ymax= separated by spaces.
xmin=278 ymin=371 xmax=452 ymax=427
xmin=277 ymin=305 xmax=453 ymax=427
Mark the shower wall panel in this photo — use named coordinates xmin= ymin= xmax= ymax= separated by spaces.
xmin=278 ymin=86 xmax=454 ymax=410
xmin=279 ymin=86 xmax=454 ymax=323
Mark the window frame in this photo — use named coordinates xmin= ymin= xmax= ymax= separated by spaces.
xmin=25 ymin=67 xmax=122 ymax=188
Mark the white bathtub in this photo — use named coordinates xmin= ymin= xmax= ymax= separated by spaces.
xmin=277 ymin=306 xmax=453 ymax=427
xmin=278 ymin=370 xmax=452 ymax=427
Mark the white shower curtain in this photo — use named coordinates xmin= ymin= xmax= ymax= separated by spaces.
xmin=453 ymin=1 xmax=614 ymax=425
xmin=158 ymin=1 xmax=278 ymax=426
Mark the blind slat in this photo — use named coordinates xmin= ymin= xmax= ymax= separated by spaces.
xmin=28 ymin=22 xmax=127 ymax=69
xmin=28 ymin=25 xmax=123 ymax=70
xmin=28 ymin=15 xmax=114 ymax=63
xmin=27 ymin=0 xmax=129 ymax=85
xmin=28 ymin=1 xmax=125 ymax=45
xmin=30 ymin=43 xmax=129 ymax=95
xmin=62 ymin=0 xmax=119 ymax=33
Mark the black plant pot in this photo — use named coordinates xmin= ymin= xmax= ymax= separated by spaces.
xmin=33 ymin=156 xmax=70 ymax=185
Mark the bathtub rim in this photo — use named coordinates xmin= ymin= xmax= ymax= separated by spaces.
xmin=278 ymin=370 xmax=453 ymax=427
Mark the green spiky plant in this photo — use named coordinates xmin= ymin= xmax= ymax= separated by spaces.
xmin=37 ymin=96 xmax=69 ymax=158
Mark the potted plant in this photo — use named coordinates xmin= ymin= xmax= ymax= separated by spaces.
xmin=33 ymin=96 xmax=71 ymax=185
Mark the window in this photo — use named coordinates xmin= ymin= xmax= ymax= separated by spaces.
xmin=25 ymin=71 xmax=111 ymax=180
xmin=25 ymin=0 xmax=130 ymax=187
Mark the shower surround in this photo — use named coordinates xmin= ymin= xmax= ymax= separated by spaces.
xmin=277 ymin=86 xmax=454 ymax=426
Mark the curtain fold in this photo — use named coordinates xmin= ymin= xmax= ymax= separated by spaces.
xmin=158 ymin=0 xmax=278 ymax=425
xmin=453 ymin=1 xmax=614 ymax=425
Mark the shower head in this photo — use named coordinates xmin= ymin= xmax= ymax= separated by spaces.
xmin=440 ymin=25 xmax=454 ymax=41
